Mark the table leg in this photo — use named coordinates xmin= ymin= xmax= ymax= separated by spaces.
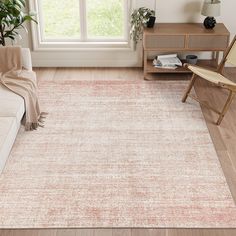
xmin=215 ymin=51 xmax=220 ymax=67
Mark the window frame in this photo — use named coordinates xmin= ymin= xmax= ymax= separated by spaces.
xmin=29 ymin=0 xmax=133 ymax=51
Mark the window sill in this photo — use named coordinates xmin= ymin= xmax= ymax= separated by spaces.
xmin=32 ymin=41 xmax=134 ymax=52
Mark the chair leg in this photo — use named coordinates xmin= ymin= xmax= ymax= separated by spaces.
xmin=182 ymin=74 xmax=197 ymax=103
xmin=216 ymin=90 xmax=235 ymax=125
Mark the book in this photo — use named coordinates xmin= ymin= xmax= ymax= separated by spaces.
xmin=153 ymin=54 xmax=182 ymax=69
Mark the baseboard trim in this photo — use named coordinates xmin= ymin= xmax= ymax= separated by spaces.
xmin=32 ymin=58 xmax=142 ymax=67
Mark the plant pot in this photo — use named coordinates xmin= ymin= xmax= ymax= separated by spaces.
xmin=147 ymin=16 xmax=156 ymax=28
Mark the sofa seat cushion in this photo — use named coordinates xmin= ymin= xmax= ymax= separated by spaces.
xmin=0 ymin=117 xmax=19 ymax=173
xmin=0 ymin=84 xmax=25 ymax=122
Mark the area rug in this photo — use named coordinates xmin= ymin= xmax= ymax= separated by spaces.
xmin=0 ymin=79 xmax=236 ymax=228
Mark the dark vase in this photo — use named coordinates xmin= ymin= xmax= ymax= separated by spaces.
xmin=147 ymin=16 xmax=156 ymax=28
xmin=203 ymin=17 xmax=216 ymax=29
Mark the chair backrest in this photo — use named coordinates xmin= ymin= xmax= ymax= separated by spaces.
xmin=226 ymin=36 xmax=236 ymax=66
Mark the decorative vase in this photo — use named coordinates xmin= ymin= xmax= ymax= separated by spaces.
xmin=147 ymin=16 xmax=156 ymax=28
xmin=203 ymin=16 xmax=216 ymax=29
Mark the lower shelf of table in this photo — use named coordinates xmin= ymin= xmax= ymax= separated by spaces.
xmin=145 ymin=59 xmax=217 ymax=74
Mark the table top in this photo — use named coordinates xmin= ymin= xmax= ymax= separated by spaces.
xmin=143 ymin=23 xmax=230 ymax=36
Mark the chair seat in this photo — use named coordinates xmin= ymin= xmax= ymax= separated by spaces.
xmin=188 ymin=65 xmax=236 ymax=88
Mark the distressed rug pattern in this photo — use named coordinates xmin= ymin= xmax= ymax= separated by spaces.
xmin=0 ymin=79 xmax=236 ymax=228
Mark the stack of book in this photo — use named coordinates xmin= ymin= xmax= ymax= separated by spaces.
xmin=153 ymin=54 xmax=182 ymax=69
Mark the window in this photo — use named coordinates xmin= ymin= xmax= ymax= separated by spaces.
xmin=32 ymin=0 xmax=131 ymax=49
xmin=41 ymin=0 xmax=81 ymax=39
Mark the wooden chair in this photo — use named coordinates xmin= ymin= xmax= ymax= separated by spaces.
xmin=182 ymin=36 xmax=236 ymax=125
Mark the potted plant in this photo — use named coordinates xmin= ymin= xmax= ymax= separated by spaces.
xmin=130 ymin=7 xmax=156 ymax=45
xmin=0 ymin=0 xmax=37 ymax=46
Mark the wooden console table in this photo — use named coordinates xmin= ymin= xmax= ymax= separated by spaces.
xmin=143 ymin=23 xmax=230 ymax=79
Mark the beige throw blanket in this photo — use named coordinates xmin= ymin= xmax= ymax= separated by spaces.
xmin=0 ymin=46 xmax=46 ymax=131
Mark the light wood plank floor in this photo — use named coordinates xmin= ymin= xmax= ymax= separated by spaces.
xmin=1 ymin=68 xmax=236 ymax=236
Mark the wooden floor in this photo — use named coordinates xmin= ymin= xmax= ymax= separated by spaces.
xmin=1 ymin=68 xmax=236 ymax=236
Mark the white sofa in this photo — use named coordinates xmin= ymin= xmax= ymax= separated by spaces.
xmin=0 ymin=48 xmax=32 ymax=173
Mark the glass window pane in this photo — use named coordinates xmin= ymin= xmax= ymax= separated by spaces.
xmin=41 ymin=0 xmax=80 ymax=39
xmin=87 ymin=0 xmax=125 ymax=39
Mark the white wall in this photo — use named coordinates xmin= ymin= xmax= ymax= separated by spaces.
xmin=21 ymin=0 xmax=236 ymax=67
xmin=156 ymin=0 xmax=236 ymax=38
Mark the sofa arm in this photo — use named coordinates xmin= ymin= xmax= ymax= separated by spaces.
xmin=21 ymin=48 xmax=32 ymax=71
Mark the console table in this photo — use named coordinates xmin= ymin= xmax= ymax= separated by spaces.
xmin=143 ymin=23 xmax=230 ymax=79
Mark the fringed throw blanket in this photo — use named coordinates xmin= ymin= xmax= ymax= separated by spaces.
xmin=0 ymin=46 xmax=46 ymax=131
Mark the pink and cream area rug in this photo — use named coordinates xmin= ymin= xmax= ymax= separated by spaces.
xmin=0 ymin=79 xmax=236 ymax=228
